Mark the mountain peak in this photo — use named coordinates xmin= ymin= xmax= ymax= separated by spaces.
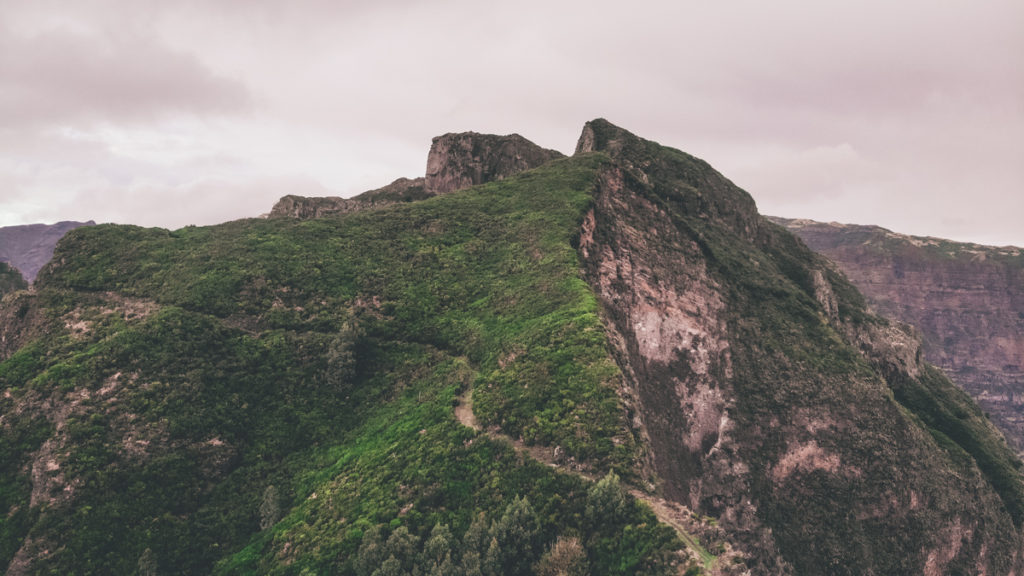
xmin=574 ymin=118 xmax=638 ymax=156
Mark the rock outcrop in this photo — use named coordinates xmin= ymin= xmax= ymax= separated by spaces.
xmin=269 ymin=177 xmax=428 ymax=218
xmin=772 ymin=217 xmax=1024 ymax=457
xmin=270 ymin=132 xmax=563 ymax=219
xmin=424 ymin=132 xmax=563 ymax=195
xmin=0 ymin=221 xmax=94 ymax=282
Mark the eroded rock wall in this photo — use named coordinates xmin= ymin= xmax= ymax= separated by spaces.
xmin=774 ymin=218 xmax=1024 ymax=456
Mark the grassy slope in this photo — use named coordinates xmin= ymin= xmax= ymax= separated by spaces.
xmin=0 ymin=155 xmax=682 ymax=575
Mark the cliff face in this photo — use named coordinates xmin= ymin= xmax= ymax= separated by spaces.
xmin=0 ymin=221 xmax=94 ymax=282
xmin=269 ymin=132 xmax=563 ymax=219
xmin=577 ymin=120 xmax=1023 ymax=574
xmin=773 ymin=217 xmax=1024 ymax=456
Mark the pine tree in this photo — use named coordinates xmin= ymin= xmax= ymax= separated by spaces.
xmin=490 ymin=495 xmax=540 ymax=575
xmin=137 ymin=547 xmax=158 ymax=576
xmin=482 ymin=537 xmax=502 ymax=576
xmin=259 ymin=485 xmax=281 ymax=530
xmin=421 ymin=522 xmax=455 ymax=568
xmin=585 ymin=471 xmax=628 ymax=529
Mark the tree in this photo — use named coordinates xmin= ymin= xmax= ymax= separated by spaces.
xmin=259 ymin=485 xmax=281 ymax=530
xmin=585 ymin=471 xmax=628 ymax=529
xmin=534 ymin=536 xmax=588 ymax=576
xmin=137 ymin=548 xmax=158 ymax=576
xmin=325 ymin=316 xmax=362 ymax=391
xmin=482 ymin=536 xmax=502 ymax=576
xmin=421 ymin=522 xmax=456 ymax=570
xmin=461 ymin=511 xmax=490 ymax=554
xmin=490 ymin=495 xmax=540 ymax=575
xmin=383 ymin=525 xmax=420 ymax=573
xmin=372 ymin=555 xmax=406 ymax=576
xmin=355 ymin=525 xmax=386 ymax=576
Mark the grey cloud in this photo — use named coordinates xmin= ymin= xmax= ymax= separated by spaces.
xmin=0 ymin=27 xmax=248 ymax=128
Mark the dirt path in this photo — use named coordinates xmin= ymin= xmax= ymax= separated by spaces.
xmin=455 ymin=388 xmax=717 ymax=573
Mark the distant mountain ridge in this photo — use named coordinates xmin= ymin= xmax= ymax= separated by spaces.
xmin=771 ymin=216 xmax=1024 ymax=457
xmin=0 ymin=220 xmax=95 ymax=282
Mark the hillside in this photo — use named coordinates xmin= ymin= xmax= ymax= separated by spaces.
xmin=772 ymin=217 xmax=1024 ymax=457
xmin=0 ymin=221 xmax=95 ymax=283
xmin=1 ymin=121 xmax=1022 ymax=575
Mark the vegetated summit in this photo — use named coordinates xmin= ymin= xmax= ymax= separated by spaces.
xmin=0 ymin=120 xmax=1022 ymax=575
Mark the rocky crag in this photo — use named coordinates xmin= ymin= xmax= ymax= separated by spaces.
xmin=773 ymin=217 xmax=1024 ymax=457
xmin=1 ymin=121 xmax=1021 ymax=575
xmin=0 ymin=221 xmax=94 ymax=282
xmin=269 ymin=132 xmax=563 ymax=219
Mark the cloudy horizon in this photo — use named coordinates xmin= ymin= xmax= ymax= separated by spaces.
xmin=1 ymin=0 xmax=1022 ymax=246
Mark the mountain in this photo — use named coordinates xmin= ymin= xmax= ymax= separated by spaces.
xmin=771 ymin=217 xmax=1024 ymax=458
xmin=0 ymin=221 xmax=95 ymax=283
xmin=1 ymin=121 xmax=1022 ymax=575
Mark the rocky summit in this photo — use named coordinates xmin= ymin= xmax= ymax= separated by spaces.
xmin=1 ymin=121 xmax=1021 ymax=575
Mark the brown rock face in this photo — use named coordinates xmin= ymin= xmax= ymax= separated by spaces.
xmin=773 ymin=217 xmax=1024 ymax=456
xmin=424 ymin=132 xmax=564 ymax=195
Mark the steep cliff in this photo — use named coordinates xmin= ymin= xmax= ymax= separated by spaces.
xmin=577 ymin=119 xmax=1023 ymax=574
xmin=0 ymin=221 xmax=94 ymax=282
xmin=773 ymin=217 xmax=1024 ymax=457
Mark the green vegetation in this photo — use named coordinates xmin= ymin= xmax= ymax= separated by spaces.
xmin=0 ymin=262 xmax=27 ymax=296
xmin=0 ymin=155 xmax=680 ymax=574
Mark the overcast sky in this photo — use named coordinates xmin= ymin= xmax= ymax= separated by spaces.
xmin=1 ymin=0 xmax=1022 ymax=245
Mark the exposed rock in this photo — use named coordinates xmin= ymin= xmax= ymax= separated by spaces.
xmin=425 ymin=131 xmax=563 ymax=195
xmin=772 ymin=217 xmax=1024 ymax=456
xmin=0 ymin=221 xmax=94 ymax=282
xmin=269 ymin=177 xmax=428 ymax=218
xmin=578 ymin=120 xmax=1024 ymax=574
